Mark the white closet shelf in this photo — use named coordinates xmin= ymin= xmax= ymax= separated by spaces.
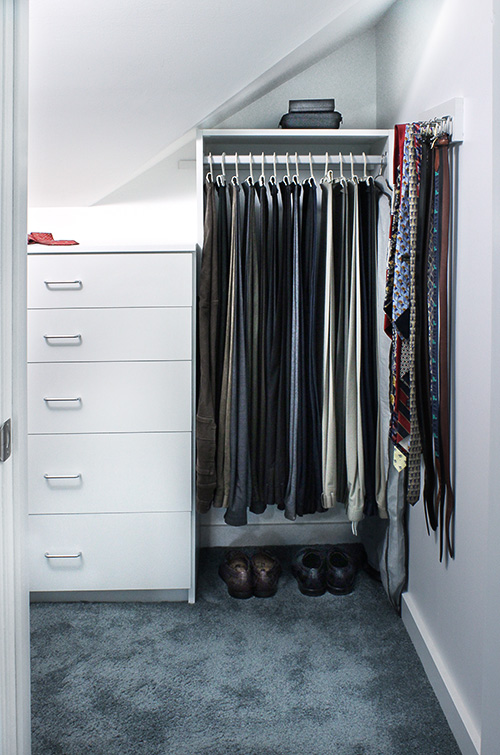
xmin=198 ymin=128 xmax=392 ymax=144
xmin=197 ymin=129 xmax=393 ymax=176
xmin=197 ymin=129 xmax=393 ymax=168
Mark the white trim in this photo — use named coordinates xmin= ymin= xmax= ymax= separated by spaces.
xmin=189 ymin=250 xmax=197 ymax=603
xmin=30 ymin=589 xmax=189 ymax=603
xmin=481 ymin=5 xmax=500 ymax=752
xmin=0 ymin=1 xmax=30 ymax=753
xmin=402 ymin=594 xmax=480 ymax=755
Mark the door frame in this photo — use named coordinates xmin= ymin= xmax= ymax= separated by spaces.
xmin=481 ymin=4 xmax=500 ymax=753
xmin=0 ymin=0 xmax=30 ymax=753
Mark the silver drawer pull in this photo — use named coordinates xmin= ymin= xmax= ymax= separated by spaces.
xmin=43 ymin=397 xmax=81 ymax=403
xmin=44 ymin=280 xmax=82 ymax=288
xmin=44 ymin=552 xmax=82 ymax=559
xmin=43 ymin=334 xmax=82 ymax=341
xmin=44 ymin=473 xmax=81 ymax=480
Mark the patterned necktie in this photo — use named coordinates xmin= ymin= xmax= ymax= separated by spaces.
xmin=386 ymin=124 xmax=422 ymax=504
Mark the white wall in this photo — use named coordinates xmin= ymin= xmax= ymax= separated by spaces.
xmin=216 ymin=28 xmax=377 ymax=130
xmin=376 ymin=1 xmax=493 ymax=752
xmin=480 ymin=3 xmax=500 ymax=751
xmin=28 ymin=140 xmax=199 ymax=248
xmin=28 ymin=29 xmax=377 ymax=246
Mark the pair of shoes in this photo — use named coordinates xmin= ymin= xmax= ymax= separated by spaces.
xmin=292 ymin=543 xmax=366 ymax=596
xmin=218 ymin=550 xmax=281 ymax=599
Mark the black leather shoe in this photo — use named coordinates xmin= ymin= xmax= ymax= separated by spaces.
xmin=335 ymin=541 xmax=381 ymax=581
xmin=218 ymin=550 xmax=253 ymax=599
xmin=326 ymin=547 xmax=357 ymax=595
xmin=251 ymin=550 xmax=281 ymax=598
xmin=335 ymin=542 xmax=367 ymax=571
xmin=292 ymin=547 xmax=327 ymax=596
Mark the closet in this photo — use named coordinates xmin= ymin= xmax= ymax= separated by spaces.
xmin=196 ymin=129 xmax=394 ymax=236
xmin=196 ymin=128 xmax=393 ymax=541
xmin=27 ymin=246 xmax=197 ymax=602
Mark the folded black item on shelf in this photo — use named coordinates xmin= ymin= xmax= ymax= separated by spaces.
xmin=279 ymin=110 xmax=343 ymax=129
xmin=288 ymin=98 xmax=336 ymax=113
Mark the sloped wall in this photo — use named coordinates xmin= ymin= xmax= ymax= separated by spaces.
xmin=28 ymin=29 xmax=377 ymax=246
xmin=216 ymin=28 xmax=376 ymax=130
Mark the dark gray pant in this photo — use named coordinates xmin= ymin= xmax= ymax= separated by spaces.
xmin=196 ymin=181 xmax=219 ymax=512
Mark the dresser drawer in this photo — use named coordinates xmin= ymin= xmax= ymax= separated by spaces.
xmin=29 ymin=512 xmax=191 ymax=591
xmin=27 ymin=252 xmax=193 ymax=309
xmin=28 ymin=307 xmax=192 ymax=363
xmin=28 ymin=361 xmax=192 ymax=434
xmin=28 ymin=432 xmax=192 ymax=514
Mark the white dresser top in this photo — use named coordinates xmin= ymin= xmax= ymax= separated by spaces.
xmin=27 ymin=244 xmax=196 ymax=255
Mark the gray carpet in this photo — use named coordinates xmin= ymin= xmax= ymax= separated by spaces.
xmin=30 ymin=547 xmax=461 ymax=755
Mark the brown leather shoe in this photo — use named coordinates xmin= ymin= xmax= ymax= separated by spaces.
xmin=218 ymin=550 xmax=253 ymax=599
xmin=250 ymin=550 xmax=281 ymax=598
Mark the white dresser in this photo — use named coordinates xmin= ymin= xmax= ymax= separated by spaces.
xmin=27 ymin=246 xmax=196 ymax=602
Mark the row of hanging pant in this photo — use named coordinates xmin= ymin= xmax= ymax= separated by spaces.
xmin=196 ymin=168 xmax=392 ymax=527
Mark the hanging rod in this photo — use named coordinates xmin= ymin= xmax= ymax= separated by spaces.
xmin=202 ymin=154 xmax=385 ymax=166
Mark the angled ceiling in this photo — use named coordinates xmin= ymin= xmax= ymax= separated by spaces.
xmin=28 ymin=0 xmax=396 ymax=207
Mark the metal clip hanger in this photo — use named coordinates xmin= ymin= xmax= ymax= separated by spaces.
xmin=259 ymin=152 xmax=266 ymax=186
xmin=216 ymin=151 xmax=226 ymax=186
xmin=293 ymin=151 xmax=300 ymax=184
xmin=231 ymin=152 xmax=239 ymax=185
xmin=246 ymin=152 xmax=254 ymax=185
xmin=270 ymin=152 xmax=277 ymax=185
xmin=350 ymin=152 xmax=358 ymax=183
xmin=306 ymin=152 xmax=316 ymax=186
xmin=283 ymin=152 xmax=291 ymax=184
xmin=320 ymin=152 xmax=329 ymax=183
xmin=338 ymin=152 xmax=348 ymax=189
xmin=206 ymin=152 xmax=214 ymax=183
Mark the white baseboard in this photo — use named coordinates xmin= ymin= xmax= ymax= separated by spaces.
xmin=30 ymin=589 xmax=189 ymax=603
xmin=402 ymin=593 xmax=481 ymax=755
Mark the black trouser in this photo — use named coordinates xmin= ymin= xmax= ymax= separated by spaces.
xmin=273 ymin=180 xmax=293 ymax=512
xmin=358 ymin=179 xmax=379 ymax=516
xmin=225 ymin=182 xmax=252 ymax=526
xmin=214 ymin=181 xmax=230 ymax=422
xmin=297 ymin=180 xmax=323 ymax=514
xmin=264 ymin=180 xmax=281 ymax=507
xmin=196 ymin=181 xmax=219 ymax=512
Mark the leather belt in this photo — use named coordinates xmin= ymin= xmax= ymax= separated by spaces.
xmin=436 ymin=135 xmax=455 ymax=560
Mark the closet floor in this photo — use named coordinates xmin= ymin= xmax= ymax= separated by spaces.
xmin=30 ymin=547 xmax=460 ymax=755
